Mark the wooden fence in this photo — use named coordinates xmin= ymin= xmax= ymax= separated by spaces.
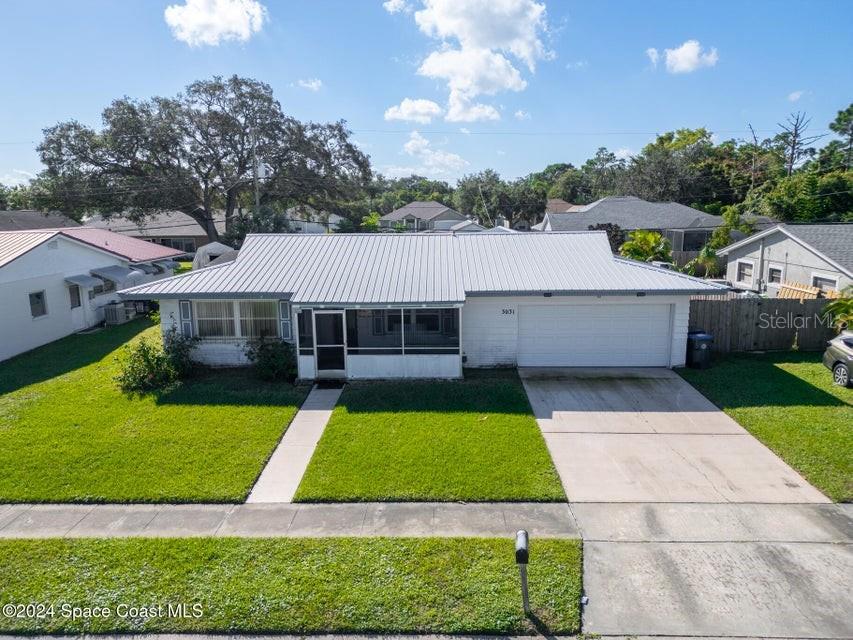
xmin=689 ymin=297 xmax=836 ymax=353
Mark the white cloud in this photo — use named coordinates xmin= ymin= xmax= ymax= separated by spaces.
xmin=459 ymin=127 xmax=471 ymax=135
xmin=614 ymin=147 xmax=634 ymax=160
xmin=386 ymin=0 xmax=549 ymax=123
xmin=0 ymin=169 xmax=35 ymax=186
xmin=384 ymin=98 xmax=444 ymax=123
xmin=565 ymin=60 xmax=588 ymax=70
xmin=382 ymin=0 xmax=411 ymax=13
xmin=164 ymin=0 xmax=267 ymax=46
xmin=645 ymin=47 xmax=659 ymax=67
xmin=514 ymin=109 xmax=531 ymax=120
xmin=384 ymin=130 xmax=468 ymax=177
xmin=788 ymin=90 xmax=804 ymax=102
xmin=663 ymin=40 xmax=718 ymax=73
xmin=297 ymin=78 xmax=323 ymax=91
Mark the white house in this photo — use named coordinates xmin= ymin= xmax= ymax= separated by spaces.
xmin=119 ymin=232 xmax=726 ymax=380
xmin=0 ymin=228 xmax=184 ymax=361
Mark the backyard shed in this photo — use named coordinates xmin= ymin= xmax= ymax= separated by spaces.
xmin=119 ymin=232 xmax=726 ymax=378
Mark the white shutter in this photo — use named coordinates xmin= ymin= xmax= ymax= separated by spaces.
xmin=279 ymin=301 xmax=292 ymax=340
xmin=179 ymin=300 xmax=193 ymax=337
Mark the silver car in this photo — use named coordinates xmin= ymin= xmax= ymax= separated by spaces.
xmin=823 ymin=331 xmax=853 ymax=387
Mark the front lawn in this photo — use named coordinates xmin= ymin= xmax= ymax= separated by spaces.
xmin=0 ymin=319 xmax=307 ymax=503
xmin=680 ymin=352 xmax=852 ymax=502
xmin=0 ymin=537 xmax=582 ymax=634
xmin=174 ymin=260 xmax=192 ymax=275
xmin=294 ymin=370 xmax=565 ymax=502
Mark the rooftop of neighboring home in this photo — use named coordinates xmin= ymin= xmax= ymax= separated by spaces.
xmin=380 ymin=201 xmax=466 ymax=222
xmin=0 ymin=227 xmax=185 ymax=269
xmin=718 ymin=223 xmax=853 ymax=277
xmin=545 ymin=198 xmax=575 ymax=213
xmin=120 ymin=231 xmax=725 ymax=304
xmin=83 ymin=211 xmax=227 ymax=237
xmin=539 ymin=196 xmax=774 ymax=232
xmin=0 ymin=209 xmax=80 ymax=231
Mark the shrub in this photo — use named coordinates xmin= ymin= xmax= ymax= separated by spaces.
xmin=245 ymin=338 xmax=297 ymax=382
xmin=116 ymin=339 xmax=177 ymax=392
xmin=116 ymin=328 xmax=197 ymax=393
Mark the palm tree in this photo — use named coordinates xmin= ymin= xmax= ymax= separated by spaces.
xmin=823 ymin=286 xmax=853 ymax=332
xmin=619 ymin=230 xmax=674 ymax=263
xmin=683 ymin=244 xmax=721 ymax=277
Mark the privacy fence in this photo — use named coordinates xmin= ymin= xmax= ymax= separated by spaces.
xmin=689 ymin=297 xmax=836 ymax=353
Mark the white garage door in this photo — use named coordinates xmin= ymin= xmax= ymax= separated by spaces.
xmin=517 ymin=304 xmax=672 ymax=367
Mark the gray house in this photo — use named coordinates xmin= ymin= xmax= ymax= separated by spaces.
xmin=533 ymin=196 xmax=773 ymax=262
xmin=0 ymin=210 xmax=80 ymax=231
xmin=379 ymin=201 xmax=467 ymax=231
xmin=717 ymin=224 xmax=852 ymax=296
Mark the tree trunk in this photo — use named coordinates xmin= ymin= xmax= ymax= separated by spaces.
xmin=183 ymin=208 xmax=220 ymax=243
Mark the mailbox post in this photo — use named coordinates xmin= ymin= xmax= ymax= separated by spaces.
xmin=515 ymin=529 xmax=530 ymax=613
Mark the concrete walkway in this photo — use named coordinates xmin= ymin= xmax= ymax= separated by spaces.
xmin=0 ymin=502 xmax=579 ymax=538
xmin=247 ymin=385 xmax=342 ymax=503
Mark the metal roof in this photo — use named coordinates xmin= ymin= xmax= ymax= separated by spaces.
xmin=65 ymin=274 xmax=104 ymax=288
xmin=60 ymin=228 xmax=185 ymax=262
xmin=0 ymin=231 xmax=58 ymax=268
xmin=120 ymin=232 xmax=725 ymax=303
xmin=91 ymin=265 xmax=144 ymax=283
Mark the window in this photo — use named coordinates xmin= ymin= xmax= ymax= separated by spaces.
xmin=239 ymin=300 xmax=278 ymax=339
xmin=767 ymin=266 xmax=783 ymax=284
xmin=736 ymin=261 xmax=754 ymax=283
xmin=298 ymin=310 xmax=314 ymax=355
xmin=88 ymin=278 xmax=116 ymax=299
xmin=195 ymin=301 xmax=235 ymax=338
xmin=69 ymin=285 xmax=81 ymax=309
xmin=812 ymin=274 xmax=838 ymax=292
xmin=29 ymin=291 xmax=47 ymax=318
xmin=346 ymin=309 xmax=403 ymax=354
xmin=404 ymin=308 xmax=459 ymax=354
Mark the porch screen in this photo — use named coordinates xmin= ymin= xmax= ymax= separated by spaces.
xmin=239 ymin=300 xmax=278 ymax=339
xmin=404 ymin=308 xmax=459 ymax=353
xmin=346 ymin=309 xmax=403 ymax=354
xmin=194 ymin=301 xmax=235 ymax=338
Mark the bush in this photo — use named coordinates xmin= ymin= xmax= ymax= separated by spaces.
xmin=116 ymin=328 xmax=197 ymax=393
xmin=245 ymin=338 xmax=297 ymax=382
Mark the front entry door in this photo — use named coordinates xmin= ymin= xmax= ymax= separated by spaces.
xmin=313 ymin=311 xmax=346 ymax=378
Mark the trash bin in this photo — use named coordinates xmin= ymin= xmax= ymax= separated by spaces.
xmin=686 ymin=331 xmax=714 ymax=369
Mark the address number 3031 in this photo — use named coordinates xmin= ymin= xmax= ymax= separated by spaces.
xmin=501 ymin=308 xmax=515 ymax=315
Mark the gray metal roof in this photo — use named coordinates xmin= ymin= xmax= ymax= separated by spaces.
xmin=0 ymin=210 xmax=80 ymax=231
xmin=543 ymin=196 xmax=727 ymax=231
xmin=120 ymin=232 xmax=725 ymax=303
xmin=65 ymin=273 xmax=103 ymax=288
xmin=91 ymin=265 xmax=143 ymax=283
xmin=380 ymin=201 xmax=466 ymax=222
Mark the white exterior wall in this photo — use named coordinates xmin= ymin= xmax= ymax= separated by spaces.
xmin=462 ymin=295 xmax=690 ymax=368
xmin=345 ymin=354 xmax=461 ymax=379
xmin=0 ymin=236 xmax=171 ymax=362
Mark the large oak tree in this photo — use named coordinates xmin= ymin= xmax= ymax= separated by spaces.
xmin=37 ymin=76 xmax=371 ymax=241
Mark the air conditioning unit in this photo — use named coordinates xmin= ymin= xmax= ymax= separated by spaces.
xmin=103 ymin=301 xmax=137 ymax=325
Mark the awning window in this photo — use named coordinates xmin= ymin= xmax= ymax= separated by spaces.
xmin=90 ymin=265 xmax=144 ymax=284
xmin=64 ymin=274 xmax=103 ymax=288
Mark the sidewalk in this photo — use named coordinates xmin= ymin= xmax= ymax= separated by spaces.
xmin=0 ymin=502 xmax=578 ymax=538
xmin=247 ymin=385 xmax=342 ymax=503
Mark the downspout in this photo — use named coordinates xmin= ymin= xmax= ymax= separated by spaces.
xmin=757 ymin=238 xmax=765 ymax=292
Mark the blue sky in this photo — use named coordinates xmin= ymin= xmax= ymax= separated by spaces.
xmin=1 ymin=0 xmax=851 ymax=186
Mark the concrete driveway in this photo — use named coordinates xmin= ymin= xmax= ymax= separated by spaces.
xmin=520 ymin=367 xmax=851 ymax=638
xmin=519 ymin=367 xmax=829 ymax=503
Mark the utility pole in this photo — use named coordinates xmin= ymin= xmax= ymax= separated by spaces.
xmin=251 ymin=127 xmax=260 ymax=217
xmin=477 ymin=183 xmax=493 ymax=227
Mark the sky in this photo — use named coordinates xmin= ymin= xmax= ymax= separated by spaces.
xmin=1 ymin=0 xmax=851 ymax=187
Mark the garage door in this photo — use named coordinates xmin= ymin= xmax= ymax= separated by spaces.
xmin=517 ymin=304 xmax=672 ymax=367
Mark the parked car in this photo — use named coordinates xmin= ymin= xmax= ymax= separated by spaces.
xmin=823 ymin=332 xmax=853 ymax=387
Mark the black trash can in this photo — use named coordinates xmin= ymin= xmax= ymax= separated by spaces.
xmin=686 ymin=331 xmax=714 ymax=369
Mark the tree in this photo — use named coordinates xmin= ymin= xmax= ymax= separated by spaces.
xmin=709 ymin=205 xmax=755 ymax=249
xmin=774 ymin=111 xmax=824 ymax=177
xmin=759 ymin=169 xmax=853 ymax=222
xmin=37 ymin=75 xmax=370 ymax=241
xmin=823 ymin=286 xmax=853 ymax=332
xmin=453 ymin=169 xmax=508 ymax=225
xmin=682 ymin=244 xmax=721 ymax=277
xmin=588 ymin=223 xmax=625 ymax=252
xmin=828 ymin=104 xmax=853 ymax=171
xmin=360 ymin=211 xmax=381 ymax=232
xmin=619 ymin=230 xmax=673 ymax=263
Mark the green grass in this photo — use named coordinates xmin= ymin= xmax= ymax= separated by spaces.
xmin=174 ymin=260 xmax=192 ymax=275
xmin=0 ymin=537 xmax=582 ymax=634
xmin=295 ymin=370 xmax=565 ymax=502
xmin=0 ymin=319 xmax=307 ymax=503
xmin=680 ymin=352 xmax=853 ymax=502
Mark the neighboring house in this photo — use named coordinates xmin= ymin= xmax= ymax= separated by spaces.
xmin=545 ymin=198 xmax=575 ymax=213
xmin=84 ymin=211 xmax=226 ymax=253
xmin=379 ymin=201 xmax=467 ymax=231
xmin=0 ymin=228 xmax=183 ymax=361
xmin=286 ymin=206 xmax=344 ymax=233
xmin=717 ymin=224 xmax=853 ymax=296
xmin=0 ymin=210 xmax=80 ymax=230
xmin=208 ymin=249 xmax=239 ymax=267
xmin=120 ymin=232 xmax=724 ymax=379
xmin=535 ymin=196 xmax=774 ymax=258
